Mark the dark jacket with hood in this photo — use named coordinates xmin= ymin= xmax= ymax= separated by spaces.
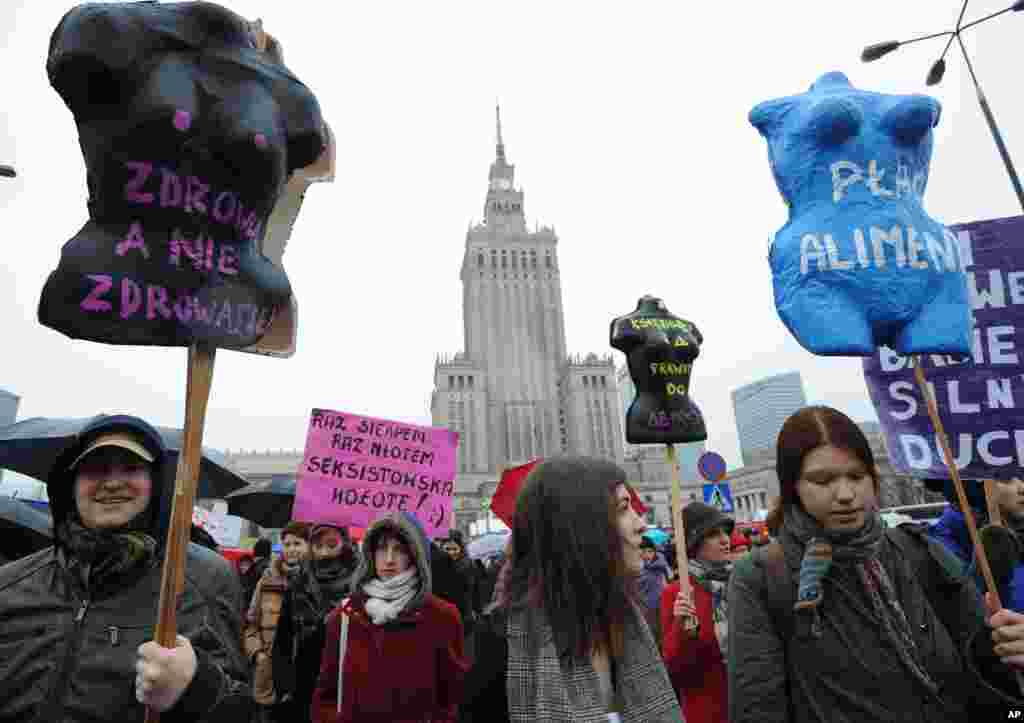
xmin=0 ymin=415 xmax=251 ymax=723
xmin=311 ymin=513 xmax=467 ymax=723
xmin=272 ymin=524 xmax=358 ymax=723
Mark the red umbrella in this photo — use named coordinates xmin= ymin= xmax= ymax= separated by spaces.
xmin=490 ymin=459 xmax=646 ymax=528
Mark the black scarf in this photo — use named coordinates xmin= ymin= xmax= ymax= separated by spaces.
xmin=57 ymin=518 xmax=157 ymax=596
xmin=289 ymin=555 xmax=353 ymax=642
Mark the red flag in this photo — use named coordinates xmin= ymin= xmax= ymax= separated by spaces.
xmin=490 ymin=460 xmax=540 ymax=528
xmin=490 ymin=459 xmax=647 ymax=526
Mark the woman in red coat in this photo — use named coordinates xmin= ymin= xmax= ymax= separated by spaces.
xmin=312 ymin=512 xmax=468 ymax=723
xmin=660 ymin=502 xmax=734 ymax=723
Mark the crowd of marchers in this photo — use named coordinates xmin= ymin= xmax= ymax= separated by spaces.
xmin=2 ymin=406 xmax=1024 ymax=722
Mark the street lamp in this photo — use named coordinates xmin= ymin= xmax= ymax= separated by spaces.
xmin=862 ymin=1 xmax=1024 ymax=210
xmin=0 ymin=165 xmax=15 ymax=178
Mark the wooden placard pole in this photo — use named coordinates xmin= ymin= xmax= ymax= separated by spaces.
xmin=666 ymin=443 xmax=698 ymax=637
xmin=912 ymin=362 xmax=1024 ymax=695
xmin=985 ymin=480 xmax=1004 ymax=528
xmin=912 ymin=362 xmax=1002 ymax=605
xmin=145 ymin=344 xmax=216 ymax=723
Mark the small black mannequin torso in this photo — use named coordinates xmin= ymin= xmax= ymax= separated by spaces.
xmin=610 ymin=295 xmax=707 ymax=444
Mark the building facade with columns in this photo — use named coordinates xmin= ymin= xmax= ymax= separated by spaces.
xmin=431 ymin=109 xmax=624 ymax=532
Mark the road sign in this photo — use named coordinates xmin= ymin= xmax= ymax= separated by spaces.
xmin=703 ymin=482 xmax=734 ymax=513
xmin=698 ymin=451 xmax=727 ymax=482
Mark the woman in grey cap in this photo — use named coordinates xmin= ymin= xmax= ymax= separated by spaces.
xmin=0 ymin=414 xmax=251 ymax=722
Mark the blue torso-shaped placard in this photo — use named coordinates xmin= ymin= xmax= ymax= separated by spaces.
xmin=749 ymin=72 xmax=971 ymax=356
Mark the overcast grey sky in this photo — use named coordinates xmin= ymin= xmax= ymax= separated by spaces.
xmin=1 ymin=0 xmax=1022 ymax=470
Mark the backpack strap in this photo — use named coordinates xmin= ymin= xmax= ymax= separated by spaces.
xmin=885 ymin=523 xmax=971 ymax=635
xmin=751 ymin=541 xmax=796 ymax=641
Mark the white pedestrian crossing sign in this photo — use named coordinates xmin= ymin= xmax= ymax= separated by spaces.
xmin=703 ymin=482 xmax=734 ymax=513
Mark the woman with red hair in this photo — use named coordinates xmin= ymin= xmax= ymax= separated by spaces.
xmin=728 ymin=406 xmax=1024 ymax=722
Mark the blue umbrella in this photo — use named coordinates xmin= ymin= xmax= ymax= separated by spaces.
xmin=643 ymin=528 xmax=670 ymax=546
xmin=225 ymin=476 xmax=295 ymax=529
xmin=0 ymin=495 xmax=53 ymax=561
xmin=467 ymin=530 xmax=511 ymax=561
xmin=0 ymin=416 xmax=247 ymax=500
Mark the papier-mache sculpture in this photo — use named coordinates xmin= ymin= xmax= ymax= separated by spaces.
xmin=749 ymin=72 xmax=972 ymax=356
xmin=610 ymin=295 xmax=707 ymax=444
xmin=39 ymin=1 xmax=334 ymax=356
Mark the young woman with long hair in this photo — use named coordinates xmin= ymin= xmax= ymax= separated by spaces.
xmin=462 ymin=456 xmax=683 ymax=722
xmin=728 ymin=406 xmax=1024 ymax=722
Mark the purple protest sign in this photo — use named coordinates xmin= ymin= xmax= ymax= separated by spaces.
xmin=862 ymin=215 xmax=1024 ymax=480
xmin=292 ymin=408 xmax=459 ymax=536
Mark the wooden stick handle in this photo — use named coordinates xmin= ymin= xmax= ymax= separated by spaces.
xmin=913 ymin=363 xmax=1002 ymax=608
xmin=145 ymin=344 xmax=216 ymax=723
xmin=984 ymin=480 xmax=1004 ymax=527
xmin=666 ymin=444 xmax=698 ymax=637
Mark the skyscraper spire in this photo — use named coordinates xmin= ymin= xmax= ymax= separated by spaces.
xmin=495 ymin=101 xmax=505 ymax=161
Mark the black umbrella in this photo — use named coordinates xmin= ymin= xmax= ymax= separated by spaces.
xmin=0 ymin=495 xmax=53 ymax=562
xmin=226 ymin=477 xmax=295 ymax=528
xmin=0 ymin=416 xmax=247 ymax=500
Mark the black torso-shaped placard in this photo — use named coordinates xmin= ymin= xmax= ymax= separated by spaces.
xmin=38 ymin=1 xmax=326 ymax=349
xmin=610 ymin=295 xmax=707 ymax=444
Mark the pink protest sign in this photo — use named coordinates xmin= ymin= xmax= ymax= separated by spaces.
xmin=292 ymin=408 xmax=459 ymax=537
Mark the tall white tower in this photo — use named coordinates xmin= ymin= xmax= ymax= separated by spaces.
xmin=432 ymin=108 xmax=622 ymax=529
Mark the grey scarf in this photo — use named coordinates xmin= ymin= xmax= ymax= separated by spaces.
xmin=784 ymin=504 xmax=939 ymax=698
xmin=506 ymin=604 xmax=683 ymax=722
xmin=688 ymin=557 xmax=731 ymax=656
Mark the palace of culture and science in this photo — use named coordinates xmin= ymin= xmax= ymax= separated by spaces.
xmin=431 ymin=109 xmax=624 ymax=530
xmin=218 ymin=112 xmax=931 ymax=539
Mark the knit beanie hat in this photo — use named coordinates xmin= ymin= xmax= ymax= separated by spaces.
xmin=254 ymin=538 xmax=272 ymax=558
xmin=683 ymin=502 xmax=735 ymax=557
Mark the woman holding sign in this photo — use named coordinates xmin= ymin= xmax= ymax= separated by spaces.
xmin=311 ymin=512 xmax=467 ymax=722
xmin=728 ymin=406 xmax=1024 ymax=722
xmin=461 ymin=457 xmax=682 ymax=722
xmin=660 ymin=502 xmax=735 ymax=723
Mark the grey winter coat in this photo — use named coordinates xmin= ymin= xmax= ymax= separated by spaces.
xmin=728 ymin=527 xmax=1020 ymax=723
xmin=0 ymin=542 xmax=251 ymax=722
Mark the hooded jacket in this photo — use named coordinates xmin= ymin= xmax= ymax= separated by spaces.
xmin=311 ymin=513 xmax=468 ymax=722
xmin=0 ymin=415 xmax=251 ymax=722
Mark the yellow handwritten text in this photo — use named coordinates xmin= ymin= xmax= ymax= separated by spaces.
xmin=630 ymin=318 xmax=690 ymax=331
xmin=649 ymin=362 xmax=692 ymax=376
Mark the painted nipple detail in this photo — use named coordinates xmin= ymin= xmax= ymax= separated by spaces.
xmin=173 ymin=110 xmax=192 ymax=132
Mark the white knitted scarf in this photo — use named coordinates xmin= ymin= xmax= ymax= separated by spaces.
xmin=361 ymin=568 xmax=418 ymax=625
